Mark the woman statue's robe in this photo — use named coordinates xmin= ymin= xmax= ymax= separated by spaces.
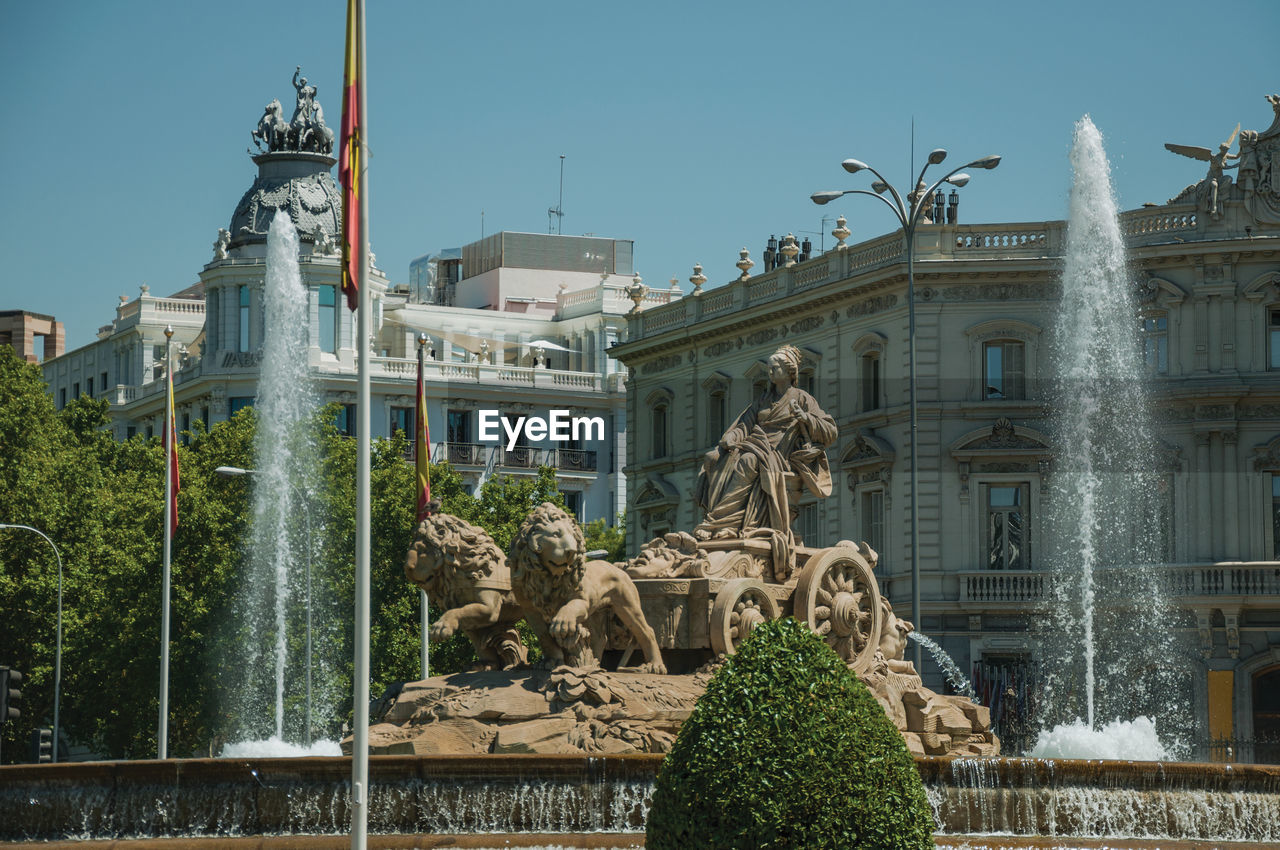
xmin=694 ymin=385 xmax=838 ymax=577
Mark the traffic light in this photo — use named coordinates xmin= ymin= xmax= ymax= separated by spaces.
xmin=30 ymin=727 xmax=52 ymax=763
xmin=0 ymin=666 xmax=21 ymax=723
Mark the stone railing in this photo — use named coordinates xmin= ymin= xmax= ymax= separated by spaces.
xmin=628 ymin=222 xmax=1065 ymax=338
xmin=1119 ymin=203 xmax=1199 ymax=243
xmin=431 ymin=442 xmax=599 ymax=473
xmin=958 ymin=562 xmax=1280 ymax=605
xmin=556 ymin=281 xmax=679 ymax=320
xmin=1156 ymin=562 xmax=1280 ymax=597
xmin=371 ymin=358 xmax=606 ymax=392
xmin=960 ymin=571 xmax=1046 ymax=604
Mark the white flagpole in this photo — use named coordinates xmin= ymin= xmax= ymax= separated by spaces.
xmin=158 ymin=324 xmax=174 ymax=759
xmin=351 ymin=0 xmax=371 ymax=844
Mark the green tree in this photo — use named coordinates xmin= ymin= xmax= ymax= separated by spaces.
xmin=647 ymin=617 xmax=936 ymax=850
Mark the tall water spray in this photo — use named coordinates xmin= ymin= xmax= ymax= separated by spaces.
xmin=1035 ymin=117 xmax=1191 ymax=758
xmin=228 ymin=211 xmax=325 ymax=750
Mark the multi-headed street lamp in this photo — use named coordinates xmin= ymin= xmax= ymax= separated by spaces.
xmin=812 ymin=149 xmax=1001 ymax=671
xmin=215 ymin=465 xmax=315 ymax=747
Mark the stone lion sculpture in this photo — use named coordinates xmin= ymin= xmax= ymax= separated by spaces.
xmin=404 ymin=510 xmax=527 ymax=670
xmin=510 ymin=503 xmax=667 ymax=674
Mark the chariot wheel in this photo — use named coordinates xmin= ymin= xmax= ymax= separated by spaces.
xmin=710 ymin=578 xmax=780 ymax=656
xmin=792 ymin=546 xmax=883 ymax=674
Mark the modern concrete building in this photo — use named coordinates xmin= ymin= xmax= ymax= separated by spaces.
xmin=614 ymin=98 xmax=1280 ymax=758
xmin=1 ymin=310 xmax=64 ymax=363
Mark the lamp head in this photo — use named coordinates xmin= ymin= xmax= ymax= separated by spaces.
xmin=810 ymin=190 xmax=844 ymax=206
xmin=946 ymin=173 xmax=971 ymax=188
xmin=841 ymin=158 xmax=869 ymax=174
xmin=927 ymin=148 xmax=948 ymax=165
xmin=871 ymin=180 xmax=889 ymax=195
xmin=970 ymin=154 xmax=1002 ymax=170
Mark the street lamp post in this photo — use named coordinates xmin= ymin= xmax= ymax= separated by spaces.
xmin=0 ymin=524 xmax=63 ymax=762
xmin=812 ymin=149 xmax=1001 ymax=671
xmin=215 ymin=466 xmax=314 ymax=747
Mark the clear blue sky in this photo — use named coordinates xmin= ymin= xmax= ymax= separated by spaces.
xmin=3 ymin=0 xmax=1276 ymax=348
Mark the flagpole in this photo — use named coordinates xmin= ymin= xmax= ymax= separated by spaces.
xmin=416 ymin=333 xmax=429 ymax=679
xmin=158 ymin=324 xmax=174 ymax=760
xmin=351 ymin=0 xmax=371 ymax=844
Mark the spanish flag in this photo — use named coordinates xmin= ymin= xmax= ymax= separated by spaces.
xmin=338 ymin=0 xmax=361 ymax=312
xmin=415 ymin=351 xmax=432 ymax=521
xmin=166 ymin=369 xmax=180 ymax=536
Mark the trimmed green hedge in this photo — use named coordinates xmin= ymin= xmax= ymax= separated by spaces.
xmin=647 ymin=617 xmax=935 ymax=849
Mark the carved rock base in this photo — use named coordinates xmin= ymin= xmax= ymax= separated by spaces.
xmin=351 ymin=660 xmax=999 ymax=758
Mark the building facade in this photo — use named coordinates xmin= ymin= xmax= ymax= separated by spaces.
xmin=615 ymin=99 xmax=1280 ymax=758
xmin=40 ymin=77 xmax=678 ymax=524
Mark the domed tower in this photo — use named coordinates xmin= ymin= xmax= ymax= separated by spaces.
xmin=200 ymin=69 xmax=386 ymax=376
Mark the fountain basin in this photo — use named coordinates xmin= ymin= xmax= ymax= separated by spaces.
xmin=2 ymin=755 xmax=1277 ymax=844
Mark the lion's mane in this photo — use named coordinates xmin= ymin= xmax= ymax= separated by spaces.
xmin=509 ymin=502 xmax=588 ymax=623
xmin=407 ymin=512 xmax=507 ymax=608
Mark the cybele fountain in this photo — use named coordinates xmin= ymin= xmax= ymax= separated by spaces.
xmin=3 ymin=83 xmax=1280 ymax=849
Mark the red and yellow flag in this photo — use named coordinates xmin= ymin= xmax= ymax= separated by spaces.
xmin=338 ymin=0 xmax=361 ymax=312
xmin=166 ymin=370 xmax=180 ymax=536
xmin=415 ymin=353 xmax=432 ymax=521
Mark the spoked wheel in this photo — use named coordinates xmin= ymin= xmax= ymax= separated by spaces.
xmin=710 ymin=578 xmax=780 ymax=656
xmin=792 ymin=547 xmax=883 ymax=674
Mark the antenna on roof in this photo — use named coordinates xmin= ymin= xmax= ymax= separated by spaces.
xmin=547 ymin=155 xmax=565 ymax=235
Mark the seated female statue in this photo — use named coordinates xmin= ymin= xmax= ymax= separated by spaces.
xmin=694 ymin=344 xmax=838 ymax=577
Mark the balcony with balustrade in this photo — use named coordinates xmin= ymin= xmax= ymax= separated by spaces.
xmin=956 ymin=562 xmax=1280 ymax=608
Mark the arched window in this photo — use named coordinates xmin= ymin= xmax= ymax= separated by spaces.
xmin=965 ymin=319 xmax=1040 ymax=402
xmin=646 ymin=389 xmax=673 ymax=459
xmin=852 ymin=333 xmax=888 ymax=413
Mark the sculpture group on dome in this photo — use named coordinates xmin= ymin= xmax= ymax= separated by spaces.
xmin=251 ymin=66 xmax=335 ymax=155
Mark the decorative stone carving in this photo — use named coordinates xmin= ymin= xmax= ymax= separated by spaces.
xmin=693 ymin=345 xmax=838 ymax=580
xmin=311 ymin=224 xmax=335 ymax=256
xmin=789 ymin=315 xmax=824 ymax=334
xmin=1165 ymin=126 xmax=1240 ymax=221
xmin=780 ymin=233 xmax=799 ymax=267
xmin=832 ymin=215 xmax=851 ymax=250
xmin=625 ymin=276 xmax=647 ymax=314
xmin=689 ymin=263 xmax=707 ymax=296
xmin=403 ymin=509 xmax=528 ymax=670
xmin=248 ymin=68 xmax=335 ymax=156
xmin=509 ymin=503 xmax=667 ymax=674
xmin=626 ymin=531 xmax=709 ymax=579
xmin=847 ymin=293 xmax=899 ymax=318
xmin=736 ymin=247 xmax=754 ymax=281
xmin=212 ymin=228 xmax=230 ymax=260
xmin=1165 ymin=96 xmax=1280 ymax=224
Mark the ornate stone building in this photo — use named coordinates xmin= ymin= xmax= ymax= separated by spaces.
xmin=614 ymin=96 xmax=1280 ymax=758
xmin=40 ymin=72 xmax=676 ymax=524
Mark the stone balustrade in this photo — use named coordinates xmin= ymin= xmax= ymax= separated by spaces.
xmin=960 ymin=570 xmax=1046 ymax=604
xmin=959 ymin=562 xmax=1280 ymax=605
xmin=626 ymin=209 xmax=1239 ymax=339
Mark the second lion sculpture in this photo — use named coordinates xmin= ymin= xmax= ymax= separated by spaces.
xmin=403 ymin=510 xmax=527 ymax=671
xmin=510 ymin=503 xmax=667 ymax=674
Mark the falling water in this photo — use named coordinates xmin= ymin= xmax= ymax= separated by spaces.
xmin=229 ymin=211 xmax=324 ymax=749
xmin=1036 ymin=117 xmax=1191 ymax=756
xmin=907 ymin=631 xmax=976 ymax=702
